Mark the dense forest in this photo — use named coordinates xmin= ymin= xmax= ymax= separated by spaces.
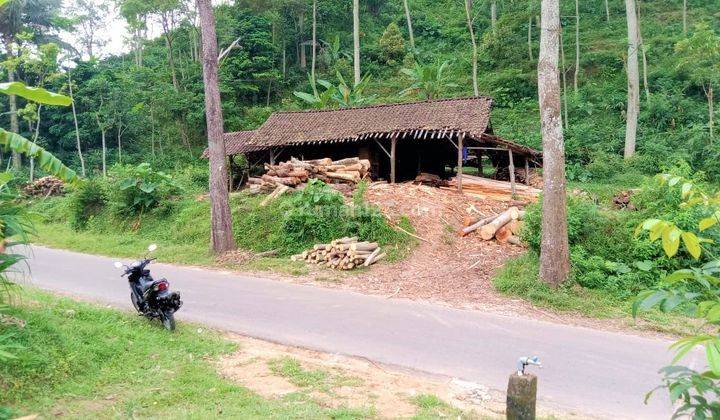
xmin=0 ymin=0 xmax=718 ymax=182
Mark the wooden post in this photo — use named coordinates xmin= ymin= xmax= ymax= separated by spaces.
xmin=524 ymin=157 xmax=530 ymax=186
xmin=477 ymin=149 xmax=483 ymax=176
xmin=508 ymin=149 xmax=516 ymax=198
xmin=269 ymin=149 xmax=276 ymax=165
xmin=506 ymin=373 xmax=537 ymax=420
xmin=457 ymin=132 xmax=465 ymax=192
xmin=390 ymin=135 xmax=397 ymax=184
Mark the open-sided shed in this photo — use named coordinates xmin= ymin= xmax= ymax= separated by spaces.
xmin=212 ymin=97 xmax=541 ymax=192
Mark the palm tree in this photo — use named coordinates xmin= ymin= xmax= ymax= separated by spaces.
xmin=400 ymin=60 xmax=458 ymax=100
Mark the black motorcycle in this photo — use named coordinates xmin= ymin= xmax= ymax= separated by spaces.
xmin=114 ymin=244 xmax=182 ymax=331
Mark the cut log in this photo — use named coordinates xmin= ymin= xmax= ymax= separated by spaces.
xmin=325 ymin=171 xmax=361 ymax=182
xmin=495 ymin=225 xmax=512 ymax=243
xmin=461 ymin=214 xmax=500 ymax=237
xmin=479 ymin=207 xmax=520 ymax=240
xmin=350 ymin=242 xmax=379 ymax=252
xmin=261 ymin=174 xmax=301 ymax=186
xmin=260 ymin=185 xmax=290 ymax=206
xmin=333 ymin=157 xmax=360 ymax=165
xmin=507 ymin=235 xmax=522 ymax=246
xmin=363 ymin=248 xmax=382 ymax=267
xmin=506 ymin=220 xmax=523 ymax=235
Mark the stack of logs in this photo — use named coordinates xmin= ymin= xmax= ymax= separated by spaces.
xmin=460 ymin=206 xmax=525 ymax=245
xmin=446 ymin=174 xmax=541 ymax=203
xmin=23 ymin=176 xmax=65 ymax=197
xmin=248 ymin=157 xmax=371 ymax=192
xmin=291 ymin=237 xmax=385 ymax=270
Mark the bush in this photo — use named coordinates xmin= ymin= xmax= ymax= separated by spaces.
xmin=67 ymin=179 xmax=108 ymax=230
xmin=281 ymin=180 xmax=402 ymax=254
xmin=109 ymin=163 xmax=179 ymax=216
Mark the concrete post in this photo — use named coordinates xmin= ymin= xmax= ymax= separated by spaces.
xmin=506 ymin=373 xmax=537 ymax=420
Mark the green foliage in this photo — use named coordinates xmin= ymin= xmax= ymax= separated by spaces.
xmin=293 ymin=72 xmax=375 ymax=109
xmin=111 ymin=163 xmax=178 ymax=215
xmin=378 ymin=22 xmax=405 ymax=65
xmin=399 ymin=60 xmax=457 ymax=101
xmin=675 ymin=23 xmax=720 ymax=90
xmin=0 ymin=82 xmax=71 ymax=106
xmin=67 ymin=178 xmax=108 ymax=230
xmin=633 ymin=174 xmax=720 ymax=418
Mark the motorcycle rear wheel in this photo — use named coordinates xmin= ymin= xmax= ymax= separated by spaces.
xmin=160 ymin=311 xmax=176 ymax=331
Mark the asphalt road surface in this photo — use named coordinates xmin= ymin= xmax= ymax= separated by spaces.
xmin=17 ymin=245 xmax=687 ymax=418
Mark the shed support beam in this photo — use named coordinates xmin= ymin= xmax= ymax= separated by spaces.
xmin=390 ymin=134 xmax=398 ymax=184
xmin=457 ymin=132 xmax=465 ymax=192
xmin=374 ymin=138 xmax=392 ymax=159
xmin=525 ymin=157 xmax=530 ymax=186
xmin=269 ymin=149 xmax=276 ymax=165
xmin=508 ymin=149 xmax=516 ymax=198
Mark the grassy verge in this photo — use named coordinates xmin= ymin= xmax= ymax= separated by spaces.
xmin=28 ymin=191 xmax=415 ymax=276
xmin=3 ymin=289 xmax=450 ymax=419
xmin=494 ymin=253 xmax=702 ymax=336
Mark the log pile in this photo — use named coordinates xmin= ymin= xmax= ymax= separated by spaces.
xmin=495 ymin=167 xmax=544 ymax=189
xmin=23 ymin=176 xmax=65 ymax=197
xmin=613 ymin=189 xmax=638 ymax=210
xmin=445 ymin=174 xmax=541 ymax=202
xmin=460 ymin=206 xmax=525 ymax=245
xmin=291 ymin=237 xmax=385 ymax=270
xmin=247 ymin=157 xmax=371 ymax=194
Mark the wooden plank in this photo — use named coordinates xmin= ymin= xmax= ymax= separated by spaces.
xmin=374 ymin=138 xmax=392 ymax=159
xmin=525 ymin=157 xmax=530 ymax=186
xmin=508 ymin=149 xmax=517 ymax=198
xmin=391 ymin=135 xmax=398 ymax=184
xmin=457 ymin=132 xmax=465 ymax=193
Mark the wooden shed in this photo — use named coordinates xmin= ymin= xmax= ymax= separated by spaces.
xmin=212 ymin=97 xmax=542 ymax=191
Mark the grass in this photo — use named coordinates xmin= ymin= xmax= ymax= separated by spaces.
xmin=493 ymin=253 xmax=702 ymax=336
xmin=2 ymin=289 xmax=481 ymax=420
xmin=27 ymin=190 xmax=416 ymax=276
xmin=0 ymin=289 xmax=388 ymax=419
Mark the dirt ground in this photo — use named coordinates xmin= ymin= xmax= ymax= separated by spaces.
xmin=216 ymin=333 xmax=593 ymax=419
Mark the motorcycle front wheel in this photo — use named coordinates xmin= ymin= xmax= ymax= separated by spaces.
xmin=160 ymin=310 xmax=176 ymax=331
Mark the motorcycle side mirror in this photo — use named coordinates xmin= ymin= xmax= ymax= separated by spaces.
xmin=148 ymin=244 xmax=157 ymax=252
xmin=114 ymin=261 xmax=123 ymax=269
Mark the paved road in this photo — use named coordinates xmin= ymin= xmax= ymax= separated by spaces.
xmin=17 ymin=245 xmax=684 ymax=418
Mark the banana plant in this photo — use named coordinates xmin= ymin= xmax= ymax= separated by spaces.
xmin=0 ymin=81 xmax=77 ymax=183
xmin=400 ymin=60 xmax=458 ymax=101
xmin=293 ymin=72 xmax=375 ymax=109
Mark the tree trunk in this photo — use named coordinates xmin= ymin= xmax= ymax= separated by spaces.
xmin=353 ymin=0 xmax=361 ymax=86
xmin=573 ymin=0 xmax=580 ymax=92
xmin=402 ymin=0 xmax=415 ymax=50
xmin=298 ymin=10 xmax=306 ymax=69
xmin=117 ymin=122 xmax=124 ymax=163
xmin=560 ymin=25 xmax=569 ymax=130
xmin=101 ymin=129 xmax=107 ymax=176
xmin=6 ymin=46 xmax=20 ymax=170
xmin=311 ymin=0 xmax=317 ymax=84
xmin=637 ymin=2 xmax=649 ymax=100
xmin=528 ymin=16 xmax=533 ymax=61
xmin=29 ymin=105 xmax=41 ymax=182
xmin=164 ymin=33 xmax=179 ymax=91
xmin=682 ymin=0 xmax=687 ymax=36
xmin=465 ymin=0 xmax=479 ymax=97
xmin=605 ymin=0 xmax=610 ymax=22
xmin=624 ymin=0 xmax=640 ymax=159
xmin=707 ymin=84 xmax=714 ymax=142
xmin=68 ymin=74 xmax=86 ymax=177
xmin=490 ymin=0 xmax=497 ymax=31
xmin=537 ymin=0 xmax=570 ymax=286
xmin=196 ymin=0 xmax=236 ymax=253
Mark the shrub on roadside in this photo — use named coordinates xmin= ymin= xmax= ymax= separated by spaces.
xmin=109 ymin=163 xmax=179 ymax=216
xmin=67 ymin=179 xmax=108 ymax=230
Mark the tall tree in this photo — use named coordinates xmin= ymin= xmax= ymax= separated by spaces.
xmin=624 ymin=0 xmax=640 ymax=158
xmin=0 ymin=0 xmax=63 ymax=169
xmin=573 ymin=0 xmax=579 ymax=92
xmin=675 ymin=23 xmax=720 ymax=142
xmin=196 ymin=0 xmax=235 ymax=253
xmin=537 ymin=0 xmax=570 ymax=286
xmin=311 ymin=0 xmax=316 ymax=84
xmin=464 ymin=0 xmax=479 ymax=96
xmin=682 ymin=0 xmax=687 ymax=36
xmin=604 ymin=0 xmax=610 ymax=22
xmin=402 ymin=0 xmax=415 ymax=50
xmin=490 ymin=0 xmax=497 ymax=31
xmin=66 ymin=73 xmax=86 ymax=177
xmin=560 ymin=24 xmax=569 ymax=129
xmin=68 ymin=0 xmax=109 ymax=58
xmin=353 ymin=0 xmax=360 ymax=86
xmin=637 ymin=0 xmax=649 ymax=99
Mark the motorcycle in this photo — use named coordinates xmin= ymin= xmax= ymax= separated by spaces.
xmin=114 ymin=244 xmax=183 ymax=331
